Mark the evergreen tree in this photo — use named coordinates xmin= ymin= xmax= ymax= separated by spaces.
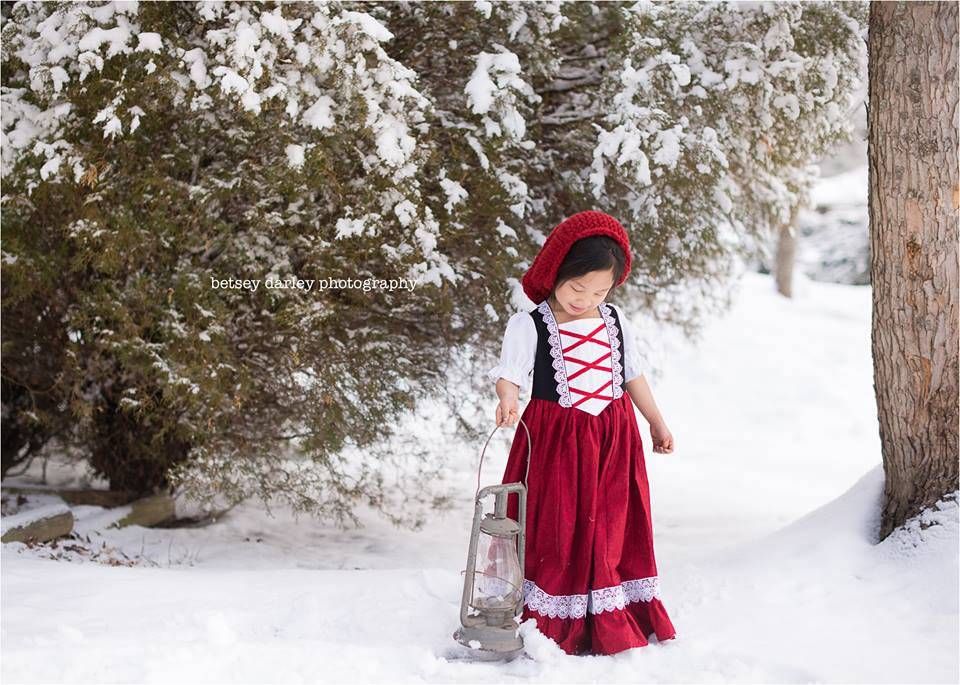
xmin=1 ymin=1 xmax=868 ymax=529
xmin=586 ymin=0 xmax=867 ymax=336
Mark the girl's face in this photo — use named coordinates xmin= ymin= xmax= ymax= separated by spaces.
xmin=552 ymin=267 xmax=616 ymax=317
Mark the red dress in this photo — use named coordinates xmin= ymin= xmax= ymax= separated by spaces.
xmin=490 ymin=300 xmax=677 ymax=656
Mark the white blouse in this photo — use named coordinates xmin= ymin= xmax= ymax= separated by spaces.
xmin=487 ymin=302 xmax=644 ymax=396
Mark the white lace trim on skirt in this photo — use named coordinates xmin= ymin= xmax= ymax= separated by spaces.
xmin=522 ymin=576 xmax=661 ymax=619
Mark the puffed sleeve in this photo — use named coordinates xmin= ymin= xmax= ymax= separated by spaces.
xmin=611 ymin=303 xmax=644 ymax=383
xmin=486 ymin=311 xmax=537 ymax=389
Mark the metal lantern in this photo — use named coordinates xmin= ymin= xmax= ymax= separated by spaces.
xmin=452 ymin=418 xmax=532 ymax=659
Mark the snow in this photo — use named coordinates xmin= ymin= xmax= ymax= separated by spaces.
xmin=809 ymin=165 xmax=868 ymax=207
xmin=464 ymin=50 xmax=536 ymax=141
xmin=77 ymin=26 xmax=135 ymax=60
xmin=38 ymin=155 xmax=61 ymax=181
xmin=334 ymin=213 xmax=375 ymax=239
xmin=2 ymin=266 xmax=958 ymax=683
xmin=135 ymin=32 xmax=162 ymax=53
xmin=372 ymin=114 xmax=416 ymax=167
xmin=465 ymin=55 xmax=501 ymax=115
xmin=653 ymin=126 xmax=682 ymax=169
xmin=774 ymin=92 xmax=801 ymax=120
xmin=301 ymin=94 xmax=335 ymax=130
xmin=2 ymin=241 xmax=957 ymax=682
xmin=439 ymin=175 xmax=468 ymax=213
xmin=393 ymin=199 xmax=417 ymax=227
xmin=128 ymin=105 xmax=144 ymax=133
xmin=259 ymin=7 xmax=303 ymax=42
xmin=212 ymin=66 xmax=252 ymax=99
xmin=182 ymin=48 xmax=212 ymax=89
xmin=284 ymin=143 xmax=305 ymax=171
xmin=340 ymin=11 xmax=394 ymax=44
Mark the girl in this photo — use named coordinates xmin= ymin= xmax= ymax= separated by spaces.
xmin=487 ymin=210 xmax=677 ymax=656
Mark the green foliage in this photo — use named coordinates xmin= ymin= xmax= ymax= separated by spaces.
xmin=1 ymin=0 xmax=867 ymax=528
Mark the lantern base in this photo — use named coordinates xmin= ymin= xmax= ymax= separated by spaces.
xmin=442 ymin=643 xmax=527 ymax=663
xmin=452 ymin=624 xmax=524 ymax=658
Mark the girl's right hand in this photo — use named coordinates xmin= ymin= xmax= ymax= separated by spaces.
xmin=496 ymin=397 xmax=520 ymax=427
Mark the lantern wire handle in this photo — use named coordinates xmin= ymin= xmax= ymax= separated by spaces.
xmin=475 ymin=417 xmax=532 ymax=502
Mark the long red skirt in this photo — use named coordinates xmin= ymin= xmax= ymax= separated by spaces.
xmin=501 ymin=393 xmax=677 ymax=656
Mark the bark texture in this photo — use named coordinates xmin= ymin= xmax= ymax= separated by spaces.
xmin=867 ymin=1 xmax=959 ymax=540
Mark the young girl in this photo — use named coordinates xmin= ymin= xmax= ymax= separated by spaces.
xmin=487 ymin=210 xmax=677 ymax=656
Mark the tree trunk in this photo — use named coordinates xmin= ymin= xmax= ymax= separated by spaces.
xmin=867 ymin=1 xmax=959 ymax=540
xmin=775 ymin=204 xmax=800 ymax=297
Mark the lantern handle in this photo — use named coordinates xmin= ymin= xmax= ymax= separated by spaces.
xmin=475 ymin=417 xmax=532 ymax=502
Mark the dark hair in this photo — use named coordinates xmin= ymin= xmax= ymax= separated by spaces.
xmin=553 ymin=236 xmax=626 ymax=294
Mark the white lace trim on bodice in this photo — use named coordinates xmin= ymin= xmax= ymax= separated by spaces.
xmin=537 ymin=300 xmax=573 ymax=408
xmin=522 ymin=576 xmax=661 ymax=619
xmin=599 ymin=302 xmax=625 ymax=400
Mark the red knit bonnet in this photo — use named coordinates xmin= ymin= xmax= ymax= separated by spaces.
xmin=521 ymin=210 xmax=633 ymax=304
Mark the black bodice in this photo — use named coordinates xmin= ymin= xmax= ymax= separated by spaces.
xmin=528 ymin=303 xmax=626 ymax=405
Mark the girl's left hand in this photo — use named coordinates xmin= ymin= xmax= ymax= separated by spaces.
xmin=650 ymin=422 xmax=674 ymax=454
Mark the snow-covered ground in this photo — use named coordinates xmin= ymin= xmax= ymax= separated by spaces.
xmin=3 ymin=271 xmax=958 ymax=682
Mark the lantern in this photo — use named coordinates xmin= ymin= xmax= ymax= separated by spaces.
xmin=452 ymin=419 xmax=532 ymax=658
